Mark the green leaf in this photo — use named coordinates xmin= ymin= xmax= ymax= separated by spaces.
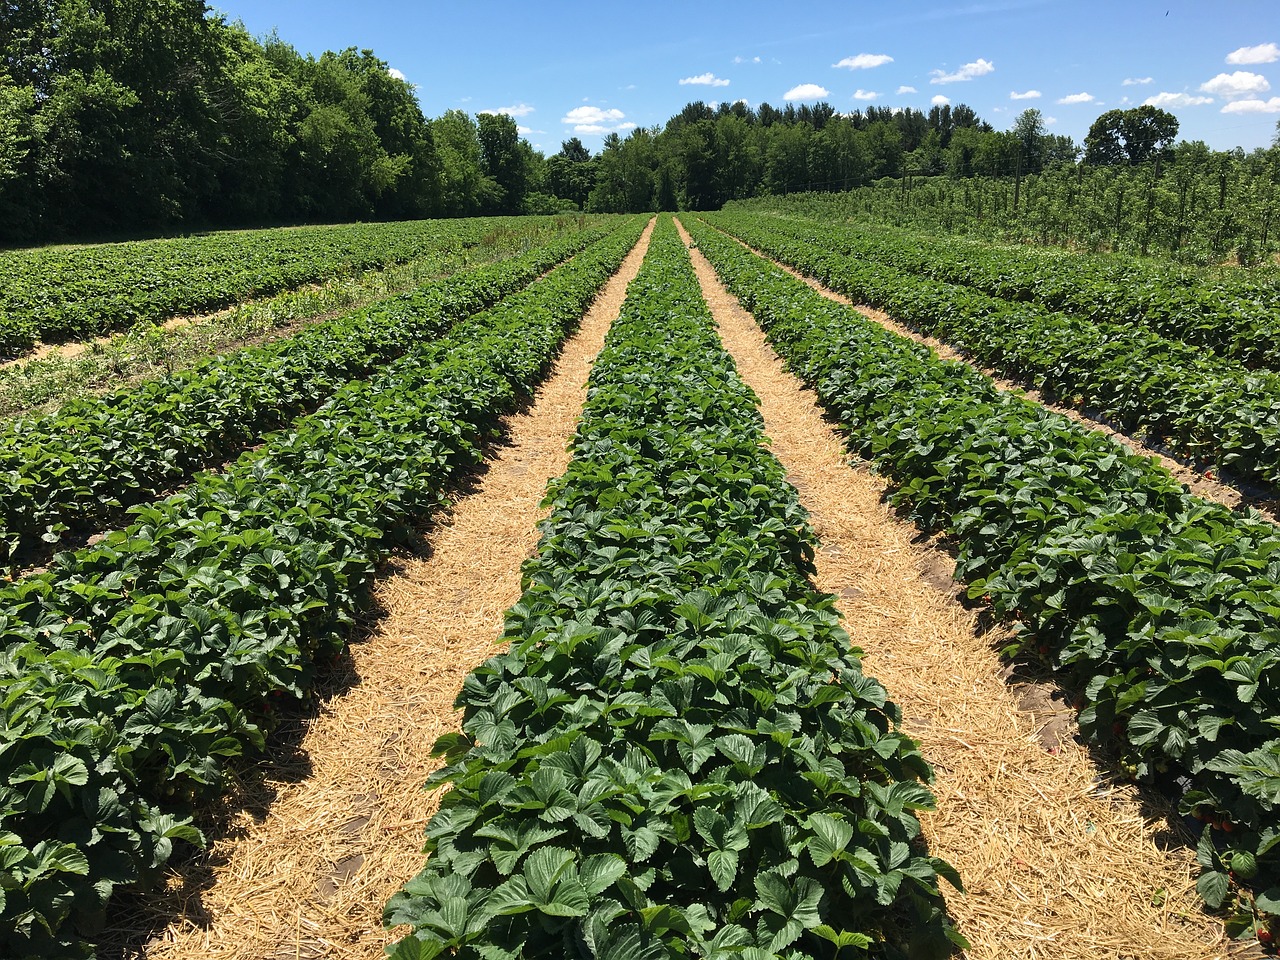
xmin=708 ymin=849 xmax=738 ymax=892
xmin=523 ymin=846 xmax=574 ymax=904
xmin=1196 ymin=869 xmax=1230 ymax=909
xmin=486 ymin=876 xmax=535 ymax=916
xmin=581 ymin=853 xmax=627 ymax=896
xmin=806 ymin=813 xmax=854 ymax=867
xmin=812 ymin=924 xmax=872 ymax=949
xmin=388 ymin=934 xmax=445 ymax=960
xmin=1254 ymin=887 xmax=1280 ymax=916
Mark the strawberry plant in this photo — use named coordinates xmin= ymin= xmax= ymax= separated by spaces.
xmin=686 ymin=214 xmax=1280 ymax=940
xmin=0 ymin=215 xmax=607 ymax=358
xmin=387 ymin=217 xmax=965 ymax=960
xmin=0 ymin=218 xmax=647 ymax=958
xmin=0 ymin=221 xmax=620 ymax=572
xmin=707 ymin=211 xmax=1280 ymax=493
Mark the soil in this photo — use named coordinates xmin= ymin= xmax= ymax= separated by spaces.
xmin=677 ymin=216 xmax=1227 ymax=960
xmin=95 ymin=219 xmax=655 ymax=960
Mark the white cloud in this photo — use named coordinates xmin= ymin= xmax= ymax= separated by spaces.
xmin=930 ymin=58 xmax=994 ymax=84
xmin=574 ymin=122 xmax=638 ymax=134
xmin=480 ymin=102 xmax=536 ymax=117
xmin=563 ymin=106 xmax=624 ymax=124
xmin=1143 ymin=91 xmax=1214 ymax=108
xmin=783 ymin=83 xmax=830 ymax=100
xmin=1122 ymin=77 xmax=1153 ymax=86
xmin=1227 ymin=43 xmax=1280 ymax=65
xmin=680 ymin=72 xmax=730 ymax=87
xmin=1200 ymin=71 xmax=1271 ymax=99
xmin=1044 ymin=116 xmax=1059 ymax=126
xmin=852 ymin=89 xmax=879 ymax=100
xmin=1222 ymin=96 xmax=1280 ymax=114
xmin=387 ymin=67 xmax=406 ymax=81
xmin=561 ymin=105 xmax=632 ymax=134
xmin=834 ymin=53 xmax=894 ymax=70
xmin=896 ymin=85 xmax=918 ymax=94
xmin=931 ymin=94 xmax=950 ymax=106
xmin=1010 ymin=89 xmax=1041 ymax=99
xmin=733 ymin=55 xmax=762 ymax=64
xmin=1056 ymin=91 xmax=1095 ymax=104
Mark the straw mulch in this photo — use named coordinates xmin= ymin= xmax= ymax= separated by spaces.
xmin=103 ymin=219 xmax=654 ymax=960
xmin=677 ymin=217 xmax=1228 ymax=960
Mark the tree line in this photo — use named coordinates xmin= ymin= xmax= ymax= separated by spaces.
xmin=0 ymin=0 xmax=551 ymax=242
xmin=2 ymin=1 xmax=1277 ymax=260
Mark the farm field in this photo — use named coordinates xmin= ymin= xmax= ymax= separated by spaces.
xmin=0 ymin=217 xmax=599 ymax=420
xmin=3 ymin=210 xmax=1279 ymax=960
xmin=724 ymin=195 xmax=1280 ymax=369
xmin=0 ymin=217 xmax=617 ymax=573
xmin=703 ymin=209 xmax=1280 ymax=495
xmin=0 ymin=217 xmax=597 ymax=360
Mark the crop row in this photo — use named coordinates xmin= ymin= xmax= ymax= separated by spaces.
xmin=0 ymin=216 xmax=595 ymax=358
xmin=728 ymin=198 xmax=1280 ymax=368
xmin=707 ymin=211 xmax=1280 ymax=492
xmin=0 ymin=222 xmax=619 ymax=572
xmin=686 ymin=215 xmax=1280 ymax=934
xmin=386 ymin=217 xmax=965 ymax=960
xmin=0 ymin=218 xmax=646 ymax=959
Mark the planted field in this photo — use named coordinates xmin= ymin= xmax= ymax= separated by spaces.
xmin=387 ymin=217 xmax=963 ymax=958
xmin=0 ymin=217 xmax=597 ymax=360
xmin=0 ymin=220 xmax=617 ymax=572
xmin=0 ymin=217 xmax=591 ymax=420
xmin=678 ymin=218 xmax=1223 ymax=957
xmin=727 ymin=197 xmax=1280 ymax=369
xmin=706 ymin=210 xmax=1280 ymax=493
xmin=0 ymin=209 xmax=1274 ymax=960
xmin=688 ymin=213 xmax=1280 ymax=945
xmin=0 ymin=218 xmax=645 ymax=958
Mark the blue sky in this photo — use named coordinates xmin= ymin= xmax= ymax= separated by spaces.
xmin=210 ymin=0 xmax=1280 ymax=155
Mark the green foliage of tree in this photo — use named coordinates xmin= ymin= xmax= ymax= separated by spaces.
xmin=431 ymin=109 xmax=498 ymax=217
xmin=1085 ymin=106 xmax=1179 ymax=166
xmin=1013 ymin=108 xmax=1046 ymax=174
xmin=588 ymin=129 xmax=659 ymax=213
xmin=477 ymin=111 xmax=529 ymax=214
xmin=0 ymin=3 xmax=455 ymax=242
xmin=0 ymin=19 xmax=1271 ymax=268
xmin=547 ymin=138 xmax=596 ymax=209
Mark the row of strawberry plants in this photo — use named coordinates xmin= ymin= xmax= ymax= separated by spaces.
xmin=707 ymin=211 xmax=1280 ymax=491
xmin=0 ymin=215 xmax=583 ymax=358
xmin=0 ymin=218 xmax=647 ymax=959
xmin=686 ymin=215 xmax=1280 ymax=941
xmin=730 ymin=206 xmax=1280 ymax=369
xmin=0 ymin=221 xmax=616 ymax=572
xmin=386 ymin=217 xmax=965 ymax=960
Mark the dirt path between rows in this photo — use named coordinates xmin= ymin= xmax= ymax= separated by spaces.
xmin=676 ymin=218 xmax=1227 ymax=960
xmin=694 ymin=218 xmax=1277 ymax=523
xmin=103 ymin=219 xmax=653 ymax=960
